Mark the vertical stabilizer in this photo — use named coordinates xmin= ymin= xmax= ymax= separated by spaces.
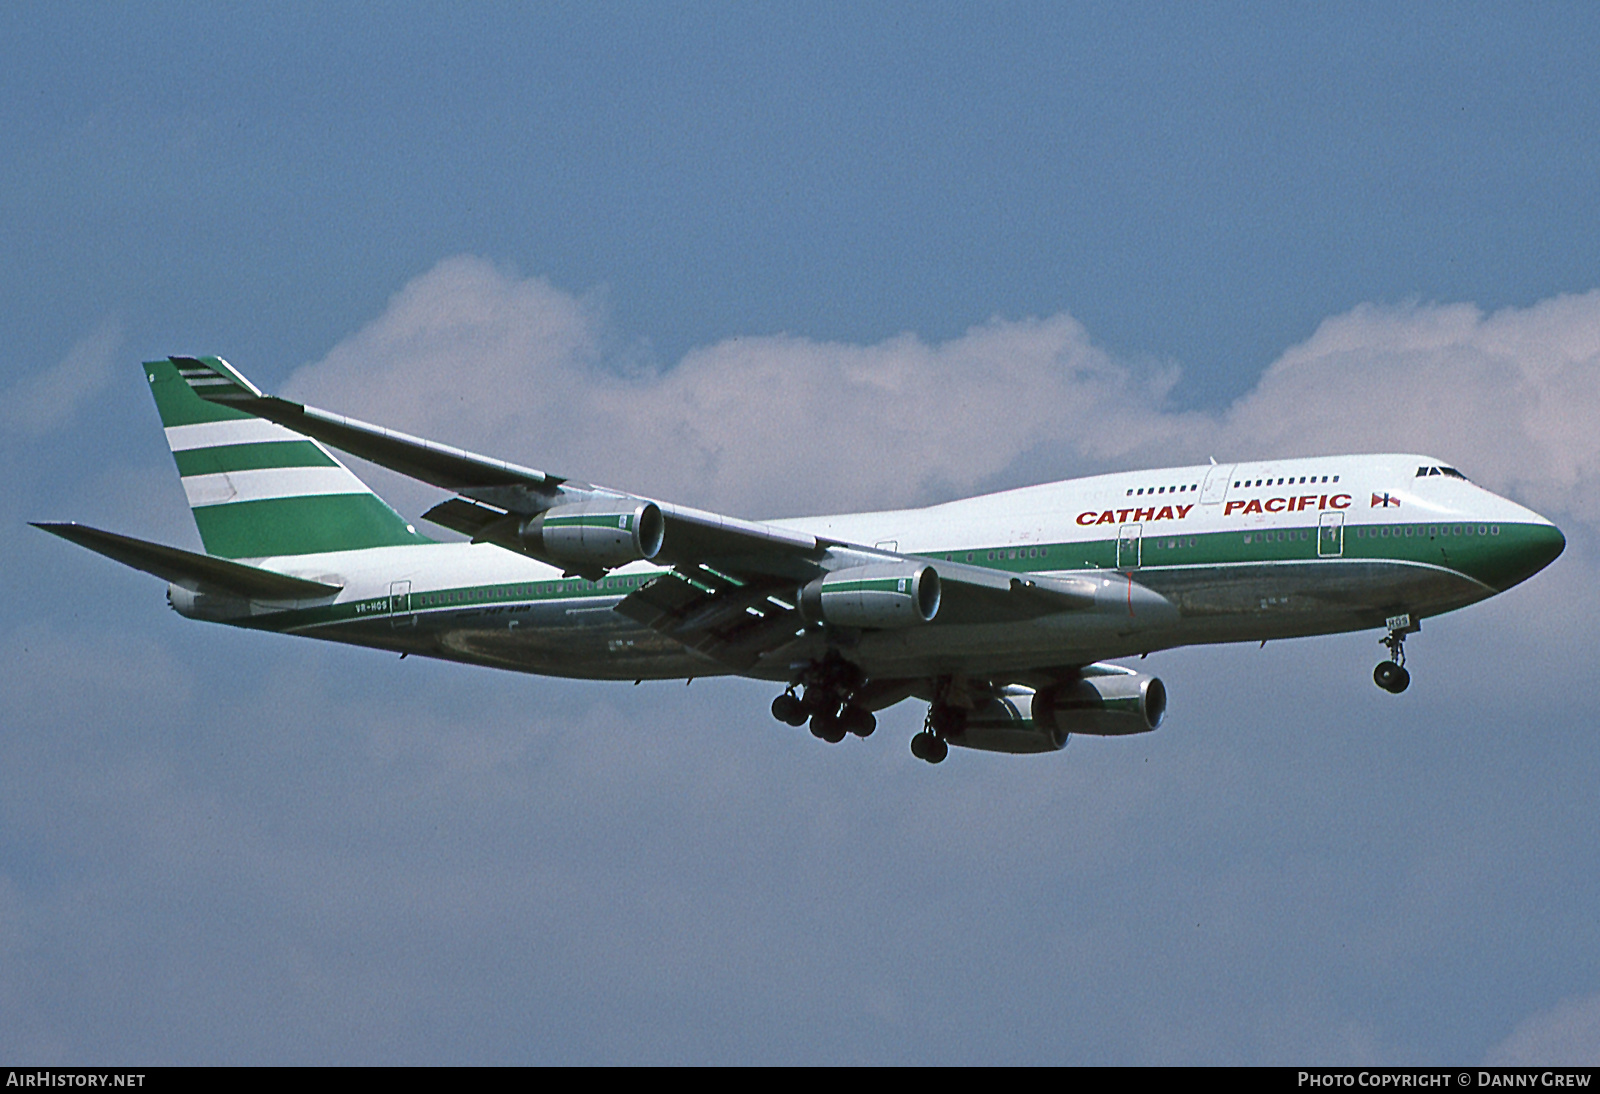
xmin=145 ymin=357 xmax=431 ymax=559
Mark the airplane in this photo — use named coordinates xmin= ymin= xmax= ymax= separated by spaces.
xmin=37 ymin=356 xmax=1565 ymax=764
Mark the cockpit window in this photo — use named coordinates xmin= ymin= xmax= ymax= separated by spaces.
xmin=1416 ymin=465 xmax=1469 ymax=481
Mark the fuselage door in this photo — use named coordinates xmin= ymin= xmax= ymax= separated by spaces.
xmin=1200 ymin=464 xmax=1235 ymax=505
xmin=1117 ymin=523 xmax=1142 ymax=570
xmin=389 ymin=580 xmax=415 ymax=627
xmin=1318 ymin=513 xmax=1345 ymax=558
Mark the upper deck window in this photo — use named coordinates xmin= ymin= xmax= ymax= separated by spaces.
xmin=1232 ymin=474 xmax=1338 ymax=488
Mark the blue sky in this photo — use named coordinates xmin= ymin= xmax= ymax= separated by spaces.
xmin=4 ymin=3 xmax=1600 ymax=1064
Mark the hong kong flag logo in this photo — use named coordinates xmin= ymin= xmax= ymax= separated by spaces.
xmin=1372 ymin=492 xmax=1400 ymax=508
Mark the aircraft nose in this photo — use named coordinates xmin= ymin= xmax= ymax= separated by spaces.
xmin=1496 ymin=521 xmax=1565 ymax=590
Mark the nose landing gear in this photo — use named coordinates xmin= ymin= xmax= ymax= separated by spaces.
xmin=1374 ymin=614 xmax=1419 ymax=694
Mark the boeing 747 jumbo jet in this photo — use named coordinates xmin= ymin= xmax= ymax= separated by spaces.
xmin=39 ymin=357 xmax=1565 ymax=763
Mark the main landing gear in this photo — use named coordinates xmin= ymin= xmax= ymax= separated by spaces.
xmin=770 ymin=654 xmax=876 ymax=745
xmin=770 ymin=662 xmax=969 ymax=764
xmin=909 ymin=679 xmax=968 ymax=764
xmin=909 ymin=708 xmax=955 ymax=764
xmin=1374 ymin=614 xmax=1420 ymax=694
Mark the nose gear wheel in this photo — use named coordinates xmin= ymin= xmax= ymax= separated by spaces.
xmin=1374 ymin=615 xmax=1419 ymax=693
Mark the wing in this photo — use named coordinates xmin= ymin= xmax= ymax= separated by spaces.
xmin=170 ymin=356 xmax=822 ymax=580
xmin=173 ymin=356 xmax=1162 ymax=672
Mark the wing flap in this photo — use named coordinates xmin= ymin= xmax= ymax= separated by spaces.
xmin=33 ymin=522 xmax=343 ymax=600
xmin=615 ymin=571 xmax=804 ymax=671
xmin=421 ymin=497 xmax=510 ymax=539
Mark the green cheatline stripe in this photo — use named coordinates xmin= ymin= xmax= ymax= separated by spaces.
xmin=146 ymin=359 xmax=255 ymax=427
xmin=211 ymin=518 xmax=1554 ymax=620
xmin=232 ymin=521 xmax=1557 ymax=632
xmin=236 ymin=572 xmax=654 ymax=631
xmin=926 ymin=520 xmax=1557 ymax=592
xmin=192 ymin=493 xmax=432 ymax=558
xmin=173 ymin=440 xmax=337 ymax=477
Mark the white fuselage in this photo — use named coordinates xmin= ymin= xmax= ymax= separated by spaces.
xmin=189 ymin=453 xmax=1559 ymax=685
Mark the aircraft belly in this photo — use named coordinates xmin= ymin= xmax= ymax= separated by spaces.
xmin=432 ymin=600 xmax=722 ymax=679
xmin=303 ymin=599 xmax=725 ymax=681
xmin=1136 ymin=559 xmax=1491 ymax=642
xmin=272 ymin=558 xmax=1496 ymax=683
xmin=840 ymin=559 xmax=1493 ymax=678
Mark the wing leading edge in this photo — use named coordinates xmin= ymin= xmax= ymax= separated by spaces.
xmin=170 ymin=356 xmax=825 ymax=584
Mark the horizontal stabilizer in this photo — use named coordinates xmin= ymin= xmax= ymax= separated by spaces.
xmin=33 ymin=522 xmax=343 ymax=600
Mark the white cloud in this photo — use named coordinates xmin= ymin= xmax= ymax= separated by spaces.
xmin=283 ymin=255 xmax=1202 ymax=516
xmin=1487 ymin=991 xmax=1600 ymax=1065
xmin=1218 ymin=293 xmax=1600 ymax=528
xmin=285 ymin=257 xmax=1600 ymax=536
xmin=13 ymin=265 xmax=1600 ymax=1062
xmin=1 ymin=317 xmax=122 ymax=441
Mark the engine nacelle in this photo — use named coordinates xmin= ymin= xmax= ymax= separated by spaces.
xmin=950 ymin=687 xmax=1065 ymax=754
xmin=798 ymin=563 xmax=941 ymax=629
xmin=167 ymin=583 xmax=248 ymax=622
xmin=520 ymin=500 xmax=664 ymax=568
xmin=1034 ymin=666 xmax=1167 ymax=737
xmin=949 ymin=667 xmax=1167 ymax=755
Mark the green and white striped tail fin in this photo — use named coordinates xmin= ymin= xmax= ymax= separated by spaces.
xmin=146 ymin=357 xmax=431 ymax=559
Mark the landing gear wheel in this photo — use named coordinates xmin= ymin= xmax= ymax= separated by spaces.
xmin=810 ymin=710 xmax=847 ymax=743
xmin=910 ymin=731 xmax=948 ymax=764
xmin=1375 ymin=615 xmax=1419 ymax=694
xmin=1373 ymin=662 xmax=1410 ymax=693
xmin=841 ymin=705 xmax=876 ymax=738
xmin=771 ymin=692 xmax=807 ymax=726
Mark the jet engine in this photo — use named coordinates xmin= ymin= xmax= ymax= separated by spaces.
xmin=1034 ymin=665 xmax=1167 ymax=738
xmin=167 ymin=583 xmax=248 ymax=622
xmin=519 ymin=499 xmax=664 ymax=568
xmin=949 ymin=666 xmax=1167 ymax=754
xmin=798 ymin=562 xmax=941 ymax=629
